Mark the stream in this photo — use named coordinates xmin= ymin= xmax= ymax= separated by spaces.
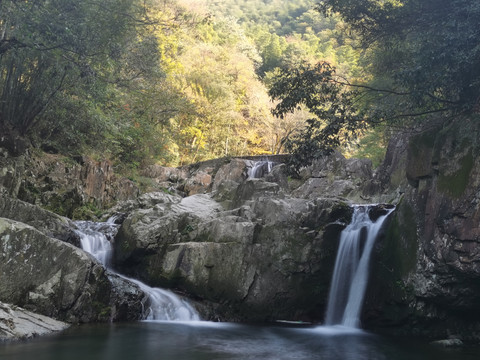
xmin=1 ymin=321 xmax=478 ymax=360
xmin=1 ymin=210 xmax=479 ymax=359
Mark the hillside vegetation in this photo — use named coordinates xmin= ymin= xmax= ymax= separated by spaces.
xmin=7 ymin=0 xmax=466 ymax=174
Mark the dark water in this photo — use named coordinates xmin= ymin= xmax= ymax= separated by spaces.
xmin=1 ymin=322 xmax=478 ymax=360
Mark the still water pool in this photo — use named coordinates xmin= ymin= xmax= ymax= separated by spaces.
xmin=1 ymin=321 xmax=478 ymax=360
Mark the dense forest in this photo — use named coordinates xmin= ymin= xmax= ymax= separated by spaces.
xmin=1 ymin=0 xmax=478 ymax=174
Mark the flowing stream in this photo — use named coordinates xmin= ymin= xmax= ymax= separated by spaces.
xmin=74 ymin=219 xmax=199 ymax=321
xmin=325 ymin=205 xmax=394 ymax=328
xmin=2 ymin=206 xmax=478 ymax=359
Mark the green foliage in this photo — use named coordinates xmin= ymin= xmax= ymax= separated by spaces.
xmin=269 ymin=62 xmax=369 ymax=174
xmin=72 ymin=203 xmax=104 ymax=221
xmin=0 ymin=0 xmax=153 ymax=134
xmin=346 ymin=126 xmax=388 ymax=168
xmin=318 ymin=0 xmax=480 ymax=115
xmin=0 ymin=0 xmax=386 ymax=171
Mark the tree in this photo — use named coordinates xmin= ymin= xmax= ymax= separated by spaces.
xmin=0 ymin=0 xmax=157 ymax=135
xmin=269 ymin=61 xmax=369 ymax=174
xmin=270 ymin=0 xmax=480 ymax=174
xmin=317 ymin=0 xmax=480 ymax=114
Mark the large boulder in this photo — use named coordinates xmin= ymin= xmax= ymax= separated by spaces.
xmin=0 ymin=196 xmax=80 ymax=246
xmin=292 ymin=151 xmax=374 ymax=202
xmin=113 ymin=190 xmax=352 ymax=321
xmin=0 ymin=218 xmax=146 ymax=323
xmin=0 ymin=302 xmax=69 ymax=342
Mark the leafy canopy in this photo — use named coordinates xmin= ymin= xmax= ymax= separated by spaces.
xmin=270 ymin=0 xmax=480 ymax=172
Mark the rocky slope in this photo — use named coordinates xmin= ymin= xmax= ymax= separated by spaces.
xmin=108 ymin=154 xmax=380 ymax=322
xmin=0 ymin=216 xmax=147 ymax=324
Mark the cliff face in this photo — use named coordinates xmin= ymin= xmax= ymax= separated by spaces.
xmin=0 ymin=148 xmax=139 ymax=219
xmin=365 ymin=116 xmax=480 ymax=340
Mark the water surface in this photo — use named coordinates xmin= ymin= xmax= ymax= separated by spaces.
xmin=1 ymin=322 xmax=478 ymax=360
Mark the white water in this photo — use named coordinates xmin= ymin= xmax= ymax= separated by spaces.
xmin=74 ymin=219 xmax=200 ymax=322
xmin=248 ymin=159 xmax=274 ymax=178
xmin=325 ymin=205 xmax=394 ymax=328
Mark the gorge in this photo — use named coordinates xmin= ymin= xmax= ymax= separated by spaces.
xmin=1 ymin=117 xmax=480 ymax=358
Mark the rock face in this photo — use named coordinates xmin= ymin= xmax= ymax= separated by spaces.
xmin=0 ymin=217 xmax=146 ymax=323
xmin=363 ymin=117 xmax=480 ymax=341
xmin=0 ymin=195 xmax=81 ymax=246
xmin=113 ymin=185 xmax=354 ymax=322
xmin=0 ymin=301 xmax=69 ymax=342
xmin=0 ymin=146 xmax=140 ymax=219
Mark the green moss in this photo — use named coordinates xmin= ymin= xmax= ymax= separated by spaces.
xmin=92 ymin=301 xmax=111 ymax=319
xmin=383 ymin=201 xmax=418 ymax=278
xmin=72 ymin=202 xmax=103 ymax=220
xmin=437 ymin=149 xmax=474 ymax=198
xmin=371 ymin=201 xmax=418 ymax=310
xmin=329 ymin=202 xmax=353 ymax=223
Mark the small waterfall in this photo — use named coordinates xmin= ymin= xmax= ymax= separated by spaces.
xmin=248 ymin=159 xmax=274 ymax=178
xmin=124 ymin=277 xmax=199 ymax=321
xmin=325 ymin=205 xmax=394 ymax=328
xmin=74 ymin=219 xmax=200 ymax=322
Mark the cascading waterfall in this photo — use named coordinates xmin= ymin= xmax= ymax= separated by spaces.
xmin=324 ymin=205 xmax=394 ymax=328
xmin=248 ymin=159 xmax=274 ymax=178
xmin=74 ymin=219 xmax=199 ymax=322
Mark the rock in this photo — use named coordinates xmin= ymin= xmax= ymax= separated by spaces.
xmin=114 ymin=194 xmax=223 ymax=266
xmin=0 ymin=301 xmax=69 ymax=342
xmin=14 ymin=152 xmax=140 ymax=218
xmin=113 ymin=192 xmax=351 ymax=322
xmin=0 ymin=195 xmax=81 ymax=246
xmin=430 ymin=338 xmax=464 ymax=347
xmin=183 ymin=171 xmax=213 ymax=195
xmin=0 ymin=218 xmax=145 ymax=323
xmin=265 ymin=164 xmax=289 ymax=190
xmin=364 ymin=118 xmax=480 ymax=340
xmin=106 ymin=273 xmax=148 ymax=321
xmin=140 ymin=165 xmax=189 ymax=183
xmin=103 ymin=191 xmax=183 ymax=222
xmin=292 ymin=151 xmax=374 ymax=201
xmin=212 ymin=159 xmax=249 ymax=192
xmin=232 ymin=179 xmax=280 ymax=208
xmin=0 ymin=150 xmax=24 ymax=198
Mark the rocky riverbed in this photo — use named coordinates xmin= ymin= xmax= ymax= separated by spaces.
xmin=1 ymin=117 xmax=480 ymax=343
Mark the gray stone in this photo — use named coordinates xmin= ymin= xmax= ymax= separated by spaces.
xmin=0 ymin=196 xmax=80 ymax=246
xmin=113 ymin=191 xmax=350 ymax=321
xmin=430 ymin=339 xmax=464 ymax=347
xmin=0 ymin=218 xmax=145 ymax=323
xmin=0 ymin=301 xmax=69 ymax=342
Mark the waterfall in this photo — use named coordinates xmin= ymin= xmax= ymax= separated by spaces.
xmin=324 ymin=205 xmax=394 ymax=328
xmin=74 ymin=219 xmax=200 ymax=322
xmin=248 ymin=159 xmax=274 ymax=178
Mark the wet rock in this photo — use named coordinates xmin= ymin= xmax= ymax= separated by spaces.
xmin=430 ymin=338 xmax=464 ymax=347
xmin=365 ymin=118 xmax=480 ymax=340
xmin=0 ymin=301 xmax=69 ymax=342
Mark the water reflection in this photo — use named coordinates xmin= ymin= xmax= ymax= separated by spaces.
xmin=0 ymin=322 xmax=477 ymax=360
